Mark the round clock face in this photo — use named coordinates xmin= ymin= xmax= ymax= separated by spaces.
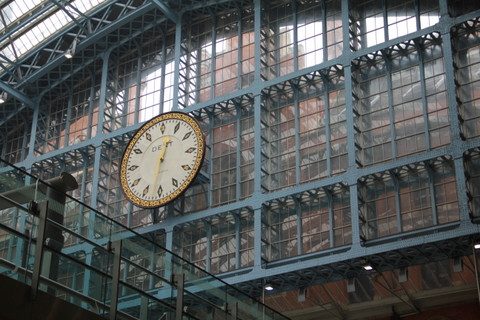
xmin=120 ymin=112 xmax=205 ymax=208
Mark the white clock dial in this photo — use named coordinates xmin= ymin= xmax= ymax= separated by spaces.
xmin=120 ymin=112 xmax=205 ymax=208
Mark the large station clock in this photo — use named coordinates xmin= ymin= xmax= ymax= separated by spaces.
xmin=120 ymin=112 xmax=205 ymax=208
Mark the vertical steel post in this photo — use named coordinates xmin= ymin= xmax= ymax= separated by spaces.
xmin=205 ymin=221 xmax=212 ymax=273
xmin=235 ymin=213 xmax=241 ymax=269
xmin=174 ymin=273 xmax=185 ymax=320
xmin=164 ymin=226 xmax=174 ymax=284
xmin=140 ymin=295 xmax=149 ymax=320
xmin=31 ymin=201 xmax=48 ymax=300
xmin=236 ymin=105 xmax=242 ymax=200
xmin=110 ymin=240 xmax=122 ymax=320
xmin=232 ymin=301 xmax=238 ymax=320
xmin=473 ymin=245 xmax=480 ymax=306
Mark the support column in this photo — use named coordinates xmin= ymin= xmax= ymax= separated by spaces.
xmin=253 ymin=206 xmax=263 ymax=269
xmin=172 ymin=15 xmax=183 ymax=111
xmin=440 ymin=18 xmax=471 ymax=222
xmin=84 ymin=50 xmax=111 ymax=299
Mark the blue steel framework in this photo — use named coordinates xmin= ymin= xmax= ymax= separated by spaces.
xmin=1 ymin=0 xmax=480 ymax=314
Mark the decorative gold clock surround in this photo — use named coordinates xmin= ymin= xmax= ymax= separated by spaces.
xmin=120 ymin=112 xmax=205 ymax=208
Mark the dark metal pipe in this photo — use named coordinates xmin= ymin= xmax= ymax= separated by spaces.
xmin=0 ymin=172 xmax=78 ymax=211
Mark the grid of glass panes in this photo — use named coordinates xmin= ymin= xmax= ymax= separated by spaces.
xmin=354 ymin=55 xmax=392 ymax=165
xmin=301 ymin=195 xmax=331 ymax=253
xmin=138 ymin=61 xmax=162 ymax=122
xmin=0 ymin=232 xmax=12 ymax=260
xmin=261 ymin=1 xmax=294 ymax=80
xmin=98 ymin=138 xmax=131 ymax=225
xmin=299 ymin=97 xmax=328 ymax=182
xmin=349 ymin=0 xmax=439 ymax=50
xmin=103 ymin=54 xmax=138 ymax=132
xmin=35 ymin=95 xmax=69 ymax=154
xmin=161 ymin=51 xmax=175 ymax=114
xmin=2 ymin=125 xmax=29 ymax=163
xmin=423 ymin=50 xmax=450 ymax=148
xmin=454 ymin=20 xmax=480 ymax=139
xmin=360 ymin=174 xmax=399 ymax=239
xmin=398 ymin=170 xmax=433 ymax=233
xmin=240 ymin=7 xmax=255 ymax=89
xmin=359 ymin=158 xmax=459 ymax=240
xmin=261 ymin=0 xmax=342 ymax=81
xmin=90 ymin=83 xmax=101 ymax=139
xmin=174 ymin=223 xmax=207 ymax=271
xmin=332 ymin=190 xmax=352 ymax=246
xmin=465 ymin=149 xmax=480 ymax=218
xmin=63 ymin=160 xmax=95 ymax=245
xmin=177 ymin=183 xmax=209 ymax=214
xmin=211 ymin=215 xmax=237 ymax=273
xmin=447 ymin=0 xmax=480 ymax=17
xmin=69 ymin=83 xmax=97 ymax=145
xmin=56 ymin=252 xmax=86 ymax=299
xmin=211 ymin=110 xmax=238 ymax=206
xmin=214 ymin=12 xmax=240 ymax=97
xmin=297 ymin=0 xmax=342 ymax=67
xmin=263 ymin=203 xmax=298 ymax=261
xmin=179 ymin=8 xmax=255 ymax=108
xmin=433 ymin=162 xmax=459 ymax=224
xmin=240 ymin=111 xmax=254 ymax=199
xmin=299 ymin=89 xmax=347 ymax=183
xmin=186 ymin=17 xmax=213 ymax=103
xmin=239 ymin=211 xmax=254 ymax=268
xmin=354 ymin=36 xmax=449 ymax=166
xmin=138 ymin=42 xmax=175 ymax=122
xmin=263 ymin=95 xmax=296 ymax=190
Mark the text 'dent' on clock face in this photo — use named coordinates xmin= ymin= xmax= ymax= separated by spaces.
xmin=119 ymin=112 xmax=205 ymax=208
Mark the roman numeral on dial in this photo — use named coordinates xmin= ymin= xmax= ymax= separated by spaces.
xmin=183 ymin=132 xmax=191 ymax=140
xmin=132 ymin=178 xmax=141 ymax=187
xmin=172 ymin=178 xmax=178 ymax=187
xmin=157 ymin=186 xmax=163 ymax=197
xmin=146 ymin=132 xmax=152 ymax=141
xmin=181 ymin=165 xmax=191 ymax=171
xmin=129 ymin=165 xmax=139 ymax=171
xmin=133 ymin=148 xmax=142 ymax=154
xmin=160 ymin=123 xmax=165 ymax=134
xmin=185 ymin=147 xmax=196 ymax=153
xmin=174 ymin=122 xmax=180 ymax=134
xmin=142 ymin=185 xmax=150 ymax=196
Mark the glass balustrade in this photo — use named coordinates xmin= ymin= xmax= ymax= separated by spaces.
xmin=0 ymin=159 xmax=289 ymax=320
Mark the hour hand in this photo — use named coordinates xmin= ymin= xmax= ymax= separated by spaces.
xmin=159 ymin=137 xmax=172 ymax=162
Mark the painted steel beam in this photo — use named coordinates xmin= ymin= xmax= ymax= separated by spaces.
xmin=0 ymin=81 xmax=35 ymax=108
xmin=180 ymin=0 xmax=239 ymax=14
xmin=223 ymin=223 xmax=480 ymax=286
xmin=17 ymin=2 xmax=156 ymax=87
xmin=151 ymin=0 xmax=179 ymax=23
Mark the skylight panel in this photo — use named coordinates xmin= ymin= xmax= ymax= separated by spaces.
xmin=0 ymin=0 xmax=108 ymax=71
xmin=0 ymin=0 xmax=45 ymax=32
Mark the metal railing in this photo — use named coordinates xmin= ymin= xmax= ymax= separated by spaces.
xmin=0 ymin=159 xmax=289 ymax=320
